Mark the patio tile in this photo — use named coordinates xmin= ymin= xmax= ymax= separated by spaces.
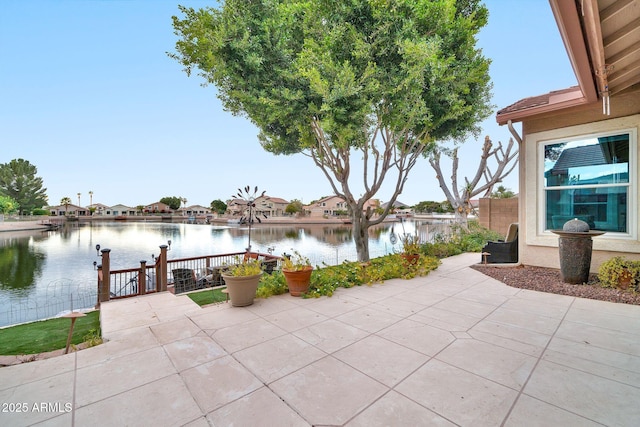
xmin=150 ymin=316 xmax=202 ymax=344
xmin=0 ymin=351 xmax=76 ymax=391
xmin=263 ymin=306 xmax=328 ymax=332
xmin=471 ymin=277 xmax=521 ymax=296
xmin=543 ymin=337 xmax=640 ymax=387
xmin=470 ymin=319 xmax=552 ymax=350
xmin=233 ymin=334 xmax=326 ymax=384
xmin=369 ymin=297 xmax=429 ymax=317
xmin=564 ymin=306 xmax=640 ymax=334
xmin=435 ymin=338 xmax=537 ymax=389
xmin=483 ymin=307 xmax=563 ymax=335
xmin=207 ymin=387 xmax=309 ymax=426
xmin=180 ymin=355 xmax=263 ymax=413
xmin=100 ymin=309 xmax=161 ymax=337
xmin=410 ymin=306 xmax=483 ymax=331
xmin=73 ymin=374 xmax=202 ymax=426
xmin=395 ymin=288 xmax=449 ymax=306
xmin=548 ymin=336 xmax=640 ymax=373
xmin=499 ymin=297 xmax=571 ymax=319
xmin=431 ymin=297 xmax=498 ymax=318
xmin=346 ymin=390 xmax=456 ymax=427
xmin=245 ymin=296 xmax=299 ymax=317
xmin=334 ymin=305 xmax=404 ymax=333
xmin=468 ymin=328 xmax=548 ymax=358
xmin=336 ymin=286 xmax=394 ymax=303
xmin=181 ymin=417 xmax=211 ymax=427
xmin=396 ymin=359 xmax=518 ymax=427
xmin=270 ymin=356 xmax=387 ymax=426
xmin=524 ymin=360 xmax=640 ymax=425
xmin=77 ymin=327 xmax=160 ymax=368
xmin=505 ymin=394 xmax=603 ymax=427
xmin=511 ymin=287 xmax=575 ymax=308
xmin=333 ymin=335 xmax=428 ymax=387
xmin=571 ymin=297 xmax=640 ymax=316
xmin=0 ymin=371 xmax=74 ymax=426
xmin=453 ymin=287 xmax=511 ymax=306
xmin=293 ymin=318 xmax=369 ymax=353
xmin=75 ymin=346 xmax=176 ymax=407
xmin=211 ymin=317 xmax=287 ymax=353
xmin=162 ymin=335 xmax=227 ymax=372
xmin=305 ymin=296 xmax=365 ymax=317
xmin=415 ymin=278 xmax=473 ymax=297
xmin=377 ymin=318 xmax=455 ymax=356
xmin=554 ymin=320 xmax=640 ymax=356
xmin=188 ymin=305 xmax=258 ymax=331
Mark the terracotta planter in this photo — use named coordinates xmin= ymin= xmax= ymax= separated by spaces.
xmin=283 ymin=267 xmax=313 ymax=297
xmin=401 ymin=254 xmax=419 ymax=265
xmin=221 ymin=272 xmax=262 ymax=306
xmin=618 ymin=269 xmax=633 ymax=290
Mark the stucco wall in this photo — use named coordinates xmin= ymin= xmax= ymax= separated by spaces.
xmin=478 ymin=197 xmax=518 ymax=237
xmin=519 ymin=105 xmax=640 ymax=272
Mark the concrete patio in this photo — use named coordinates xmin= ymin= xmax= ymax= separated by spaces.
xmin=1 ymin=252 xmax=639 ymax=426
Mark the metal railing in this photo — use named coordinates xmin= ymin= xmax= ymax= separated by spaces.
xmin=97 ymin=248 xmax=281 ymax=303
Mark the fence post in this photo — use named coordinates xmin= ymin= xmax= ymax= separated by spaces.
xmin=139 ymin=260 xmax=147 ymax=295
xmin=159 ymin=245 xmax=168 ymax=292
xmin=98 ymin=248 xmax=111 ymax=305
xmin=96 ymin=265 xmax=103 ymax=308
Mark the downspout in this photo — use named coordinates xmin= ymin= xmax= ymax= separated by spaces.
xmin=507 ymin=120 xmax=522 ymax=145
xmin=507 ymin=119 xmax=523 ymax=266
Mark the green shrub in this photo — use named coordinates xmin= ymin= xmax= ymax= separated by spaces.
xmin=421 ymin=220 xmax=502 ymax=258
xmin=304 ymin=254 xmax=440 ymax=298
xmin=256 ymin=271 xmax=289 ymax=298
xmin=598 ymin=256 xmax=640 ymax=289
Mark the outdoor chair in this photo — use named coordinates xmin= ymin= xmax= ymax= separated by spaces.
xmin=481 ymin=223 xmax=518 ymax=264
xmin=172 ymin=268 xmax=201 ymax=294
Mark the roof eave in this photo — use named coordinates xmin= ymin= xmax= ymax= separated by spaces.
xmin=496 ymin=88 xmax=588 ymax=125
xmin=496 ymin=0 xmax=600 ymax=125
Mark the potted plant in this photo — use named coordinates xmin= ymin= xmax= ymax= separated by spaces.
xmin=221 ymin=257 xmax=263 ymax=306
xmin=281 ymin=251 xmax=313 ymax=296
xmin=400 ymin=233 xmax=422 ymax=264
xmin=598 ymin=256 xmax=640 ymax=290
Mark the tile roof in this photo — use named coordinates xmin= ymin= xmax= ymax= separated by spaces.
xmin=496 ymin=86 xmax=581 ymax=116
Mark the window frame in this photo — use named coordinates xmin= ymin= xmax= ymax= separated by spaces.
xmin=538 ymin=127 xmax=637 ymax=239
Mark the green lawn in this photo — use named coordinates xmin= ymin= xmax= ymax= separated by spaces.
xmin=0 ymin=310 xmax=101 ymax=355
xmin=187 ymin=287 xmax=229 ymax=306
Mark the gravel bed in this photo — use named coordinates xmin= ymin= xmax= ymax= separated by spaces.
xmin=471 ymin=264 xmax=640 ymax=305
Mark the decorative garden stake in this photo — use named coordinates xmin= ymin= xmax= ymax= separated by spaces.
xmin=234 ymin=186 xmax=268 ymax=252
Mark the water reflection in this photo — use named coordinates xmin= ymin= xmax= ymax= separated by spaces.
xmin=0 ymin=233 xmax=46 ymax=296
xmin=0 ymin=219 xmax=452 ymax=326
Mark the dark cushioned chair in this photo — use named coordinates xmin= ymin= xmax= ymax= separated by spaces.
xmin=481 ymin=223 xmax=518 ymax=264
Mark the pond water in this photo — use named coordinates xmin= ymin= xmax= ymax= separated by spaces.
xmin=0 ymin=219 xmax=450 ymax=326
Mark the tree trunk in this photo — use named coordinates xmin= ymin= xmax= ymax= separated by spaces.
xmin=351 ymin=210 xmax=370 ymax=262
xmin=454 ymin=208 xmax=469 ymax=229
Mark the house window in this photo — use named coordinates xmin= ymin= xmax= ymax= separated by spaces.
xmin=542 ymin=130 xmax=634 ymax=234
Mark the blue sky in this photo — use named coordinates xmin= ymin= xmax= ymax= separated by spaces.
xmin=0 ymin=0 xmax=577 ymax=208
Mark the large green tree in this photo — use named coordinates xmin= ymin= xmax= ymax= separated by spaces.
xmin=171 ymin=0 xmax=492 ymax=261
xmin=210 ymin=199 xmax=227 ymax=214
xmin=0 ymin=159 xmax=48 ymax=215
xmin=160 ymin=196 xmax=183 ymax=211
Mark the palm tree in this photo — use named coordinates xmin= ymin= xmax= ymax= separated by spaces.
xmin=88 ymin=190 xmax=93 ymax=214
xmin=60 ymin=197 xmax=72 ymax=216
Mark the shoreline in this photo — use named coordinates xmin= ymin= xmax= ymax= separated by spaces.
xmin=0 ymin=213 xmax=449 ymax=233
